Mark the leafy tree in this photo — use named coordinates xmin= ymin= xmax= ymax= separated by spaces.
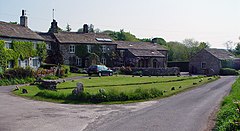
xmin=198 ymin=42 xmax=210 ymax=50
xmin=66 ymin=23 xmax=71 ymax=32
xmin=234 ymin=43 xmax=240 ymax=56
xmin=167 ymin=41 xmax=189 ymax=61
xmin=107 ymin=29 xmax=139 ymax=42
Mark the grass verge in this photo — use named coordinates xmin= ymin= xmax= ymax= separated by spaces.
xmin=214 ymin=77 xmax=240 ymax=131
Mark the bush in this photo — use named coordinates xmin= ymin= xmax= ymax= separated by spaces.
xmin=62 ymin=65 xmax=70 ymax=75
xmin=219 ymin=68 xmax=239 ymax=76
xmin=3 ymin=67 xmax=35 ymax=79
xmin=120 ymin=66 xmax=132 ymax=75
xmin=40 ymin=63 xmax=57 ymax=69
xmin=0 ymin=77 xmax=35 ymax=86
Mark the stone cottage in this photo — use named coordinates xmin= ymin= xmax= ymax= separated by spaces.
xmin=115 ymin=41 xmax=168 ymax=68
xmin=39 ymin=20 xmax=117 ymax=67
xmin=189 ymin=48 xmax=239 ymax=75
xmin=0 ymin=10 xmax=44 ymax=69
xmin=39 ymin=19 xmax=168 ymax=68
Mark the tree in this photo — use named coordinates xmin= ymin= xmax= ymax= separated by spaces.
xmin=183 ymin=38 xmax=200 ymax=58
xmin=89 ymin=24 xmax=94 ymax=32
xmin=234 ymin=43 xmax=240 ymax=56
xmin=167 ymin=41 xmax=189 ymax=61
xmin=198 ymin=42 xmax=210 ymax=50
xmin=224 ymin=41 xmax=235 ymax=52
xmin=66 ymin=23 xmax=71 ymax=32
xmin=107 ymin=29 xmax=139 ymax=42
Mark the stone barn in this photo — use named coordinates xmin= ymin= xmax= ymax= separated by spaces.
xmin=189 ymin=48 xmax=237 ymax=75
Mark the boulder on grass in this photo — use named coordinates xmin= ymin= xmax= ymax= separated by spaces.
xmin=72 ymin=82 xmax=84 ymax=95
xmin=22 ymin=89 xmax=28 ymax=94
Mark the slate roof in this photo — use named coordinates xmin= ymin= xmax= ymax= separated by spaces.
xmin=128 ymin=49 xmax=165 ymax=57
xmin=205 ymin=48 xmax=236 ymax=60
xmin=0 ymin=21 xmax=44 ymax=41
xmin=53 ymin=32 xmax=116 ymax=45
xmin=37 ymin=33 xmax=55 ymax=42
xmin=116 ymin=41 xmax=167 ymax=51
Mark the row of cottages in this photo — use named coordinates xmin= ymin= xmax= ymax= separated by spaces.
xmin=189 ymin=48 xmax=240 ymax=75
xmin=38 ymin=19 xmax=168 ymax=68
xmin=0 ymin=10 xmax=44 ymax=69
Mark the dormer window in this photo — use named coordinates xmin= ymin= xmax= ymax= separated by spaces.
xmin=69 ymin=45 xmax=75 ymax=53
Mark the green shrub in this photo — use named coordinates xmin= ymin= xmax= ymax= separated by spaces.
xmin=0 ymin=77 xmax=35 ymax=86
xmin=62 ymin=65 xmax=70 ymax=75
xmin=219 ymin=68 xmax=238 ymax=76
xmin=3 ymin=67 xmax=35 ymax=79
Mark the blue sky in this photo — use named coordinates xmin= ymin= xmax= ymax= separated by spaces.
xmin=1 ymin=0 xmax=240 ymax=48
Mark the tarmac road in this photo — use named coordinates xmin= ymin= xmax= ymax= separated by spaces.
xmin=84 ymin=76 xmax=236 ymax=131
xmin=0 ymin=76 xmax=236 ymax=131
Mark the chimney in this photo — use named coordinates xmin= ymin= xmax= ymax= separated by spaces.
xmin=20 ymin=10 xmax=28 ymax=27
xmin=83 ymin=24 xmax=89 ymax=33
xmin=48 ymin=19 xmax=58 ymax=33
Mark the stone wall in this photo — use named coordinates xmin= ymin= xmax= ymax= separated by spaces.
xmin=60 ymin=43 xmax=116 ymax=67
xmin=132 ymin=67 xmax=180 ymax=76
xmin=189 ymin=49 xmax=221 ymax=75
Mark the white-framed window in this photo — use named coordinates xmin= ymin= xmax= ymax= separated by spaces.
xmin=69 ymin=45 xmax=75 ymax=53
xmin=101 ymin=57 xmax=106 ymax=65
xmin=33 ymin=58 xmax=38 ymax=67
xmin=201 ymin=62 xmax=206 ymax=69
xmin=76 ymin=58 xmax=82 ymax=66
xmin=47 ymin=43 xmax=51 ymax=50
xmin=87 ymin=45 xmax=91 ymax=53
xmin=7 ymin=60 xmax=14 ymax=68
xmin=102 ymin=45 xmax=106 ymax=53
xmin=5 ymin=41 xmax=12 ymax=49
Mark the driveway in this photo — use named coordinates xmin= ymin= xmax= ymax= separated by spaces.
xmin=0 ymin=76 xmax=236 ymax=131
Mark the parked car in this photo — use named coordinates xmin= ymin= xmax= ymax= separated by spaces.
xmin=87 ymin=65 xmax=113 ymax=76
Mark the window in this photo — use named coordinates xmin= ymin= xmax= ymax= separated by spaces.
xmin=5 ymin=41 xmax=12 ymax=49
xmin=102 ymin=45 xmax=106 ymax=53
xmin=76 ymin=58 xmax=82 ymax=66
xmin=101 ymin=57 xmax=106 ymax=65
xmin=25 ymin=60 xmax=29 ymax=67
xmin=47 ymin=43 xmax=51 ymax=50
xmin=7 ymin=60 xmax=14 ymax=68
xmin=201 ymin=62 xmax=206 ymax=69
xmin=153 ymin=59 xmax=158 ymax=68
xmin=69 ymin=45 xmax=75 ymax=53
xmin=120 ymin=50 xmax=124 ymax=57
xmin=33 ymin=59 xmax=38 ymax=66
xmin=33 ymin=43 xmax=37 ymax=49
xmin=87 ymin=45 xmax=91 ymax=53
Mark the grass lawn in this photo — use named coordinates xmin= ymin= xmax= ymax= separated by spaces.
xmin=13 ymin=75 xmax=218 ymax=104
